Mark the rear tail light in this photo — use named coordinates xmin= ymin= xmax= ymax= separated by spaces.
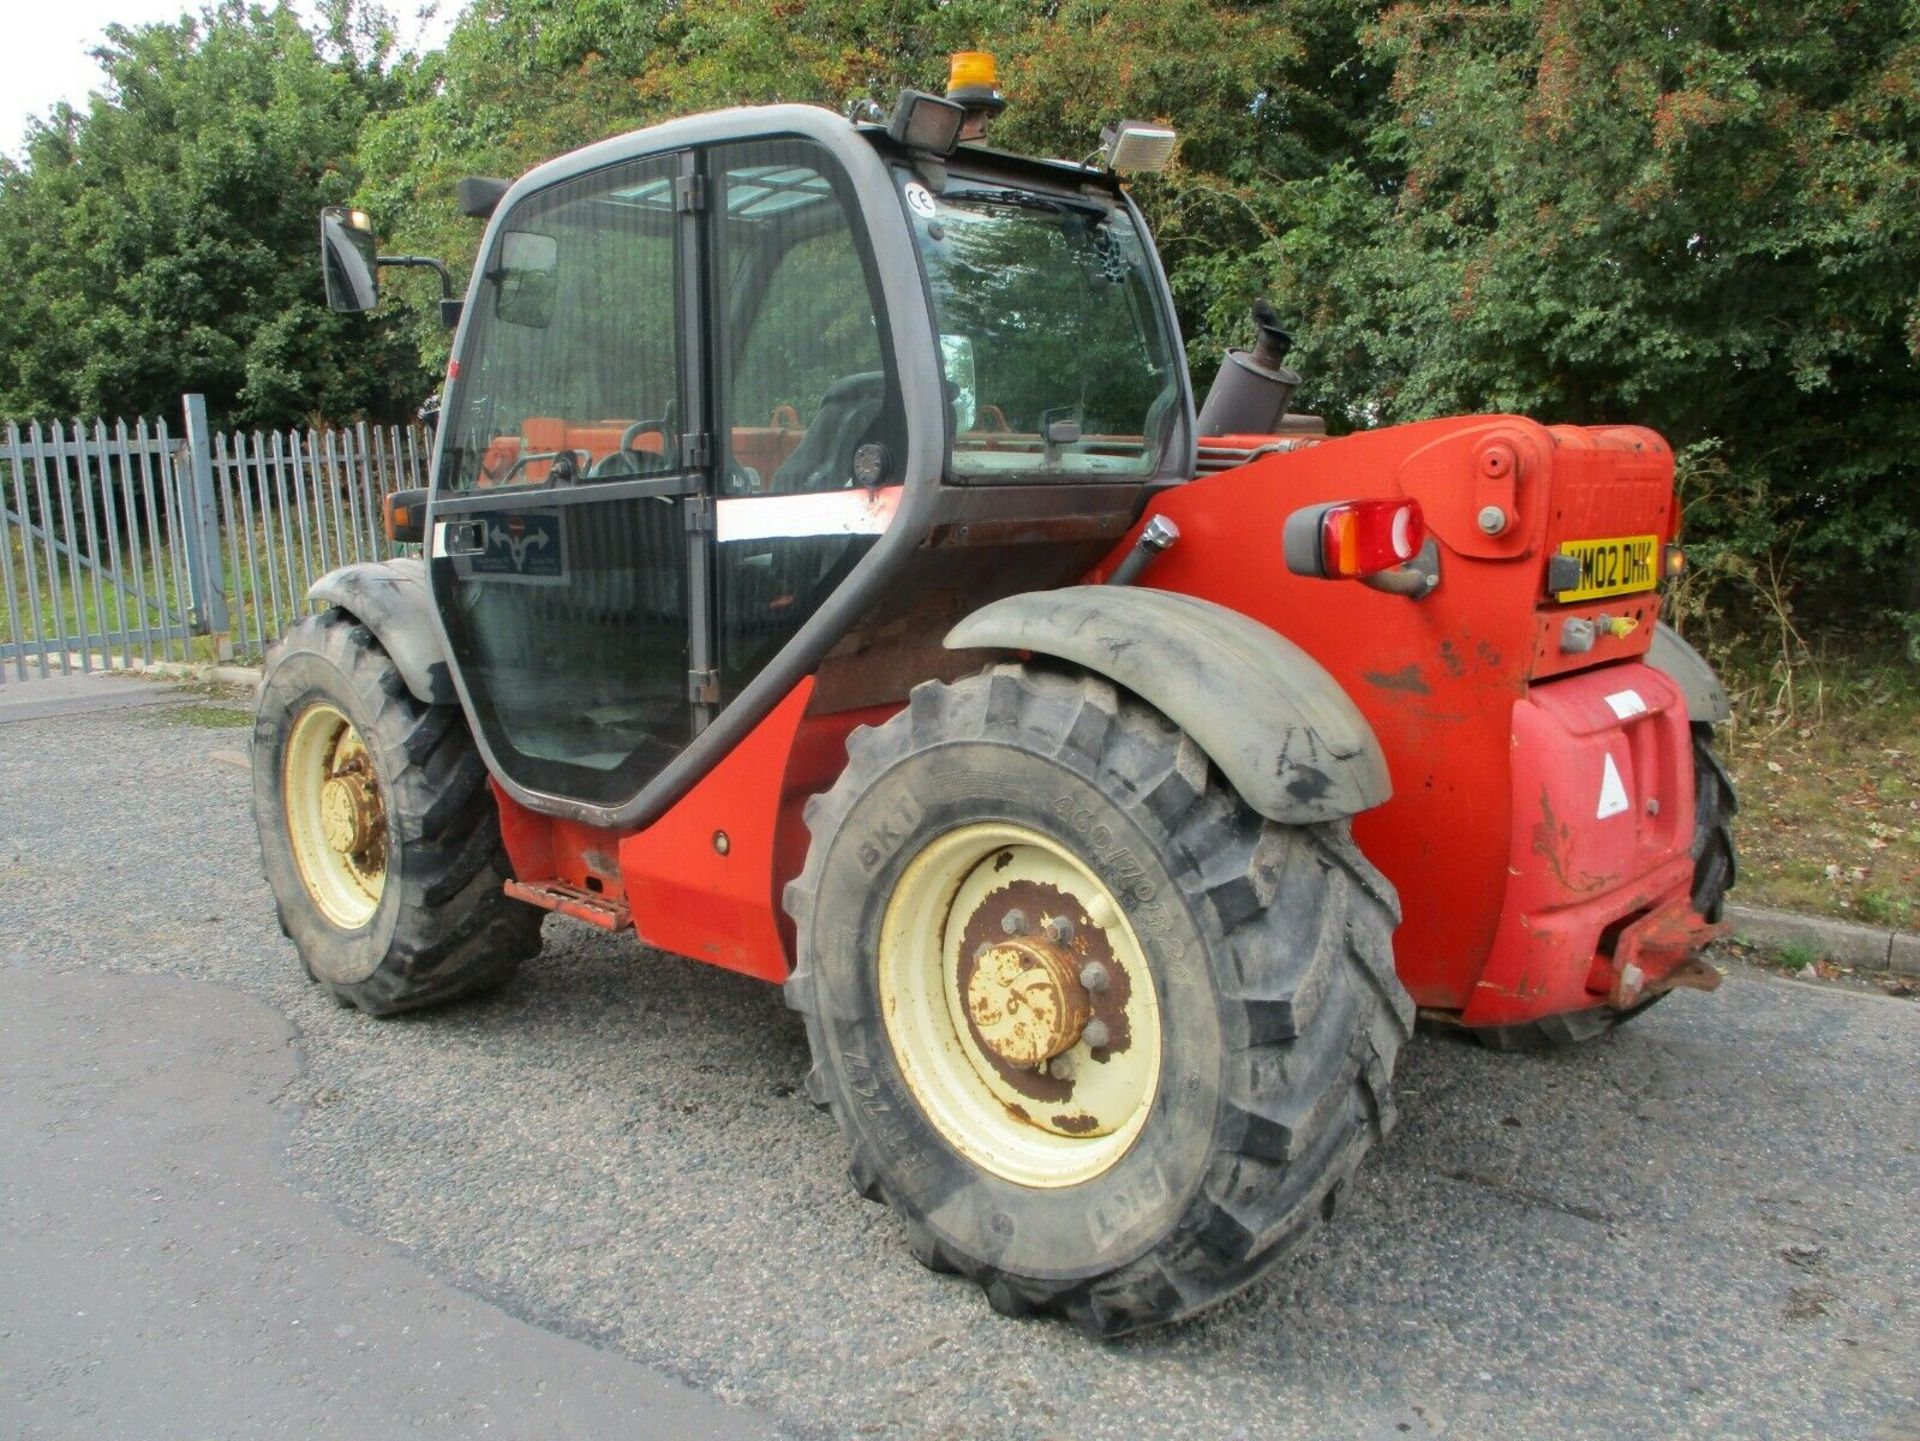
xmin=1283 ymin=498 xmax=1426 ymax=580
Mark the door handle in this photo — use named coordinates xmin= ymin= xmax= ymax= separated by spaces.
xmin=443 ymin=519 xmax=487 ymax=556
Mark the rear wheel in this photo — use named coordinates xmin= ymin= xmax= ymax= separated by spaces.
xmin=1473 ymin=722 xmax=1737 ymax=1050
xmin=784 ymin=664 xmax=1412 ymax=1337
xmin=253 ymin=608 xmax=543 ymax=1014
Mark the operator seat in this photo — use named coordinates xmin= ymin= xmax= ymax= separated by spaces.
xmin=768 ymin=371 xmax=885 ymax=493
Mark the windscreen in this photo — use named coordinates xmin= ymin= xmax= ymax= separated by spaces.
xmin=901 ymin=171 xmax=1181 ymax=480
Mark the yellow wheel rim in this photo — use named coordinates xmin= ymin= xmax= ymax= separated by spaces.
xmin=878 ymin=822 xmax=1163 ymax=1189
xmin=283 ymin=701 xmax=388 ymax=930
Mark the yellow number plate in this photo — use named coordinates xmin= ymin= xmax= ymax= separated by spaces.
xmin=1556 ymin=534 xmax=1659 ymax=603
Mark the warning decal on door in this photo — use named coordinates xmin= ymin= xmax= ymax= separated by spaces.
xmin=462 ymin=510 xmax=567 ymax=585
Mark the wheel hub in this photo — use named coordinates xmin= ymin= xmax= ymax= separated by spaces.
xmin=965 ymin=935 xmax=1091 ymax=1070
xmin=283 ymin=702 xmax=388 ymax=930
xmin=320 ymin=772 xmax=381 ymax=857
xmin=878 ymin=824 xmax=1163 ymax=1187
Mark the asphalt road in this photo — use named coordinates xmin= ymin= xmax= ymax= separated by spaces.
xmin=1 ymin=680 xmax=1916 ymax=1440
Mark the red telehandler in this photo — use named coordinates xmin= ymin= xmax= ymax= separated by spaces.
xmin=261 ymin=54 xmax=1735 ymax=1336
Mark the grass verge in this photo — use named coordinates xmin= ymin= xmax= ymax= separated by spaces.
xmin=1708 ymin=634 xmax=1918 ymax=931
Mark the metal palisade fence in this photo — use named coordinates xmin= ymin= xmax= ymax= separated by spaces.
xmin=1 ymin=395 xmax=432 ymax=682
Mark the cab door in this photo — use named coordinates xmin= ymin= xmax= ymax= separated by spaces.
xmin=705 ymin=138 xmax=908 ymax=702
xmin=428 ymin=151 xmax=715 ymax=808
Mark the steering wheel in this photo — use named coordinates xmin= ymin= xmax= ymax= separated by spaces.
xmin=588 ymin=415 xmax=677 ymax=479
xmin=497 ymin=448 xmax=589 ymax=487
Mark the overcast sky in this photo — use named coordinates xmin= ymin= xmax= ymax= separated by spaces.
xmin=1 ymin=1 xmax=460 ymax=158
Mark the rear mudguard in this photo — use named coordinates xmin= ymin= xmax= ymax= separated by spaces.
xmin=307 ymin=558 xmax=454 ymax=706
xmin=944 ymin=585 xmax=1390 ymax=825
xmin=1646 ymin=622 xmax=1731 ymax=724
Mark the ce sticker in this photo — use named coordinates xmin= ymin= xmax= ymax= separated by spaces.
xmin=903 ymin=181 xmax=938 ymax=220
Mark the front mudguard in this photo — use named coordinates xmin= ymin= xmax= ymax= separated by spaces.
xmin=307 ymin=558 xmax=454 ymax=707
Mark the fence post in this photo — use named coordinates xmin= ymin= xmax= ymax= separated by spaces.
xmin=180 ymin=393 xmax=229 ymax=635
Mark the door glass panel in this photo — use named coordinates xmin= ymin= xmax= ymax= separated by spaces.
xmin=432 ymin=155 xmax=694 ymax=806
xmin=439 ymin=161 xmax=683 ymax=492
xmin=711 ymin=140 xmax=905 ymax=698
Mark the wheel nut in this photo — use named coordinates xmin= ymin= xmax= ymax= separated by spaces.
xmin=1000 ymin=909 xmax=1027 ymax=936
xmin=1043 ymin=914 xmax=1074 ymax=944
xmin=1082 ymin=1018 xmax=1111 ymax=1050
xmin=1079 ymin=962 xmax=1110 ymax=993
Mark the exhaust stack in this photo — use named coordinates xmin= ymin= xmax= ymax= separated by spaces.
xmin=1196 ymin=298 xmax=1301 ymax=437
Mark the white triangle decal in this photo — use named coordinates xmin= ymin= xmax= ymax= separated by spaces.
xmin=1596 ymin=754 xmax=1630 ymax=820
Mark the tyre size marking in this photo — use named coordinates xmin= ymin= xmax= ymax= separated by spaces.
xmin=1087 ymin=1165 xmax=1170 ymax=1253
xmin=840 ymin=1049 xmax=938 ymax=1196
xmin=1052 ymin=797 xmax=1174 ymax=934
xmin=842 ymin=1049 xmax=888 ymax=1109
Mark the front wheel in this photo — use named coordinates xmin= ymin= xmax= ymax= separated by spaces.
xmin=252 ymin=608 xmax=543 ymax=1014
xmin=784 ymin=665 xmax=1412 ymax=1337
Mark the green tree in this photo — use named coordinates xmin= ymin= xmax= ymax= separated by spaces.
xmin=1255 ymin=1 xmax=1920 ymax=616
xmin=0 ymin=0 xmax=418 ymax=427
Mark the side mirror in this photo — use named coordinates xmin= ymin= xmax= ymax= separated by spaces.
xmin=320 ymin=206 xmax=380 ymax=313
xmin=494 ymin=230 xmax=560 ymax=329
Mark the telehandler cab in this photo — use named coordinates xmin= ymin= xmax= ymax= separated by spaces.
xmin=263 ymin=54 xmax=1735 ymax=1336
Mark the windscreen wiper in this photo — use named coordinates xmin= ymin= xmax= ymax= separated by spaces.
xmin=950 ymin=187 xmax=1114 ymax=222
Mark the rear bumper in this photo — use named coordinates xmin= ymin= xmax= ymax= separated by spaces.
xmin=1460 ymin=663 xmax=1727 ymax=1028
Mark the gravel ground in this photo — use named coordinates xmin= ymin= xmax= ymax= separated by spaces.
xmin=3 ymin=703 xmax=1917 ymax=1441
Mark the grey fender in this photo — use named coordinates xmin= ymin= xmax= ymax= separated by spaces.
xmin=1646 ymin=622 xmax=1730 ymax=725
xmin=307 ymin=558 xmax=456 ymax=707
xmin=945 ymin=586 xmax=1390 ymax=825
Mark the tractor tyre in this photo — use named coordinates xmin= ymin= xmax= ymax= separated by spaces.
xmin=783 ymin=664 xmax=1412 ymax=1338
xmin=252 ymin=607 xmax=543 ymax=1015
xmin=1473 ymin=723 xmax=1738 ymax=1051
xmin=1687 ymin=723 xmax=1738 ymax=923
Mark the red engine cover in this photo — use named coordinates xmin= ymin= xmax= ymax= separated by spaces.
xmin=1133 ymin=416 xmax=1704 ymax=1021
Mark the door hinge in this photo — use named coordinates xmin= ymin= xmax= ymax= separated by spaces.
xmin=674 ymin=174 xmax=707 ymax=213
xmin=688 ymin=667 xmax=721 ymax=705
xmin=683 ymin=493 xmax=715 ymax=533
xmin=680 ymin=432 xmax=713 ymax=469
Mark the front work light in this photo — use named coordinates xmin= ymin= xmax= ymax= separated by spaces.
xmin=1101 ymin=120 xmax=1179 ymax=174
xmin=1283 ymin=498 xmax=1427 ymax=580
xmin=888 ymin=89 xmax=967 ymax=154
